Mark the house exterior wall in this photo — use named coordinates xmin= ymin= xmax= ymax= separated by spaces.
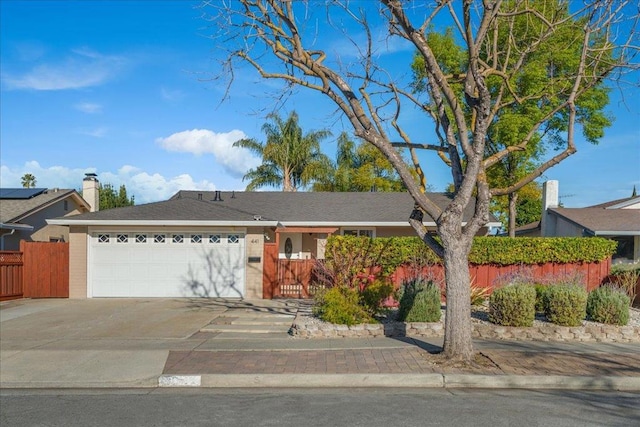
xmin=278 ymin=232 xmax=303 ymax=259
xmin=316 ymin=234 xmax=328 ymax=259
xmin=244 ymin=227 xmax=264 ymax=299
xmin=68 ymin=225 xmax=88 ymax=299
xmin=553 ymin=216 xmax=584 ymax=237
xmin=301 ymin=233 xmax=316 ymax=259
xmin=375 ymin=226 xmax=417 ymax=238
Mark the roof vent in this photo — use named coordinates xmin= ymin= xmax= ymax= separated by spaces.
xmin=197 ymin=193 xmax=203 ymax=200
xmin=253 ymin=215 xmax=262 ymax=221
xmin=231 ymin=191 xmax=236 ymax=199
xmin=212 ymin=190 xmax=223 ymax=202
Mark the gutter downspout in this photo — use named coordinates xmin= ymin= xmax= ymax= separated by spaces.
xmin=0 ymin=229 xmax=15 ymax=251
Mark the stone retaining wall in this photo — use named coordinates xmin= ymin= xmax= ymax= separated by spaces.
xmin=290 ymin=314 xmax=640 ymax=343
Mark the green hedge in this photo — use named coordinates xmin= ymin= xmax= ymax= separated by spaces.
xmin=325 ymin=236 xmax=616 ymax=274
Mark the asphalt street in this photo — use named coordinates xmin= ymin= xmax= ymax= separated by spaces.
xmin=1 ymin=388 xmax=639 ymax=427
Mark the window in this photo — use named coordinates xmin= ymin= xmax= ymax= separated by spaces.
xmin=342 ymin=229 xmax=374 ymax=238
xmin=117 ymin=234 xmax=128 ymax=243
xmin=154 ymin=234 xmax=165 ymax=244
xmin=228 ymin=234 xmax=239 ymax=244
xmin=135 ymin=234 xmax=147 ymax=243
xmin=191 ymin=234 xmax=202 ymax=243
xmin=64 ymin=200 xmax=68 ymax=211
xmin=172 ymin=234 xmax=184 ymax=244
xmin=209 ymin=235 xmax=221 ymax=244
xmin=97 ymin=234 xmax=110 ymax=243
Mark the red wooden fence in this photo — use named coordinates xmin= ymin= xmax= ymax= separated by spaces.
xmin=0 ymin=251 xmax=24 ymax=300
xmin=0 ymin=242 xmax=69 ymax=300
xmin=22 ymin=241 xmax=69 ymax=298
xmin=265 ymin=257 xmax=612 ymax=299
xmin=391 ymin=259 xmax=611 ymax=293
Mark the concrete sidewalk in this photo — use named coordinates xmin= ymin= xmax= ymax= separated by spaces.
xmin=1 ymin=298 xmax=639 ymax=390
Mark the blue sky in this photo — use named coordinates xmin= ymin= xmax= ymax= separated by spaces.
xmin=1 ymin=1 xmax=638 ymax=207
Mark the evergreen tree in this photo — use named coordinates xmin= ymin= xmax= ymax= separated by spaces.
xmin=99 ymin=183 xmax=135 ymax=210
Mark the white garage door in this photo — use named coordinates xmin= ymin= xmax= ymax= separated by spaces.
xmin=89 ymin=231 xmax=245 ymax=298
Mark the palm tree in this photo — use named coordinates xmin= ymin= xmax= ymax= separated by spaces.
xmin=21 ymin=173 xmax=37 ymax=188
xmin=233 ymin=111 xmax=332 ymax=191
xmin=312 ymin=132 xmax=407 ymax=192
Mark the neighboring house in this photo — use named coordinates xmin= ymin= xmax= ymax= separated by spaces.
xmin=516 ymin=180 xmax=640 ymax=263
xmin=47 ymin=190 xmax=501 ymax=299
xmin=0 ymin=175 xmax=98 ymax=250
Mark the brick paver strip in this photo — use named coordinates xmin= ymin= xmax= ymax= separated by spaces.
xmin=163 ymin=348 xmax=500 ymax=375
xmin=482 ymin=350 xmax=640 ymax=376
xmin=163 ymin=348 xmax=640 ymax=377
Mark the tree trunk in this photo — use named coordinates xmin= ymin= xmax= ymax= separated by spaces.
xmin=440 ymin=224 xmax=474 ymax=361
xmin=508 ymin=192 xmax=518 ymax=238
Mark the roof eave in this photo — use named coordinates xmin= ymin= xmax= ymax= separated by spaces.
xmin=0 ymin=222 xmax=35 ymax=231
xmin=47 ymin=219 xmax=501 ymax=228
xmin=46 ymin=219 xmax=281 ymax=227
xmin=591 ymin=230 xmax=640 ymax=236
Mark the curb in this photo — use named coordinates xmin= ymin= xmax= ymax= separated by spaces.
xmin=157 ymin=374 xmax=640 ymax=391
xmin=160 ymin=374 xmax=444 ymax=388
xmin=443 ymin=374 xmax=640 ymax=391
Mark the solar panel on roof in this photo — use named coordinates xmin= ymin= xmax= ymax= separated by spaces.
xmin=0 ymin=188 xmax=47 ymax=199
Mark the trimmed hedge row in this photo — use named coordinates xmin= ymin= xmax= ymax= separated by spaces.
xmin=325 ymin=235 xmax=616 ymax=275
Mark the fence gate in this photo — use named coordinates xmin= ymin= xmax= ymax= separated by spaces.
xmin=22 ymin=241 xmax=69 ymax=298
xmin=0 ymin=241 xmax=69 ymax=300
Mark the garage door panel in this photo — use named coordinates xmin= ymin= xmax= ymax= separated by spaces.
xmin=90 ymin=232 xmax=245 ymax=298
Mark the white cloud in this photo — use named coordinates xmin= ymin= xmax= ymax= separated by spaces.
xmin=77 ymin=127 xmax=108 ymax=138
xmin=160 ymin=87 xmax=184 ymax=101
xmin=2 ymin=48 xmax=126 ymax=91
xmin=13 ymin=42 xmax=46 ymax=61
xmin=156 ymin=129 xmax=260 ymax=177
xmin=0 ymin=162 xmax=219 ymax=204
xmin=74 ymin=102 xmax=102 ymax=114
xmin=99 ymin=166 xmax=217 ymax=204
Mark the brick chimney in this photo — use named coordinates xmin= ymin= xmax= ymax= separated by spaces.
xmin=82 ymin=173 xmax=99 ymax=212
xmin=540 ymin=180 xmax=559 ymax=236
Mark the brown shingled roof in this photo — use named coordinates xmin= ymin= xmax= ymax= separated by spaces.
xmin=52 ymin=191 xmax=500 ymax=225
xmin=550 ymin=206 xmax=640 ymax=235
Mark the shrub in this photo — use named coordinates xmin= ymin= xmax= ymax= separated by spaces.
xmin=397 ymin=278 xmax=441 ymax=323
xmin=544 ymin=285 xmax=587 ymax=326
xmin=313 ymin=287 xmax=373 ymax=326
xmin=488 ymin=284 xmax=536 ymax=327
xmin=470 ymin=278 xmax=489 ymax=306
xmin=534 ymin=284 xmax=548 ymax=313
xmin=586 ymin=286 xmax=630 ymax=325
xmin=609 ymin=268 xmax=639 ymax=306
xmin=360 ymin=279 xmax=394 ymax=316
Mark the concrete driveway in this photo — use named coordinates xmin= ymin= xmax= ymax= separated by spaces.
xmin=0 ymin=298 xmax=283 ymax=388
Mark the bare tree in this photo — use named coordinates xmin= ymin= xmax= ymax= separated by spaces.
xmin=204 ymin=0 xmax=638 ymax=361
